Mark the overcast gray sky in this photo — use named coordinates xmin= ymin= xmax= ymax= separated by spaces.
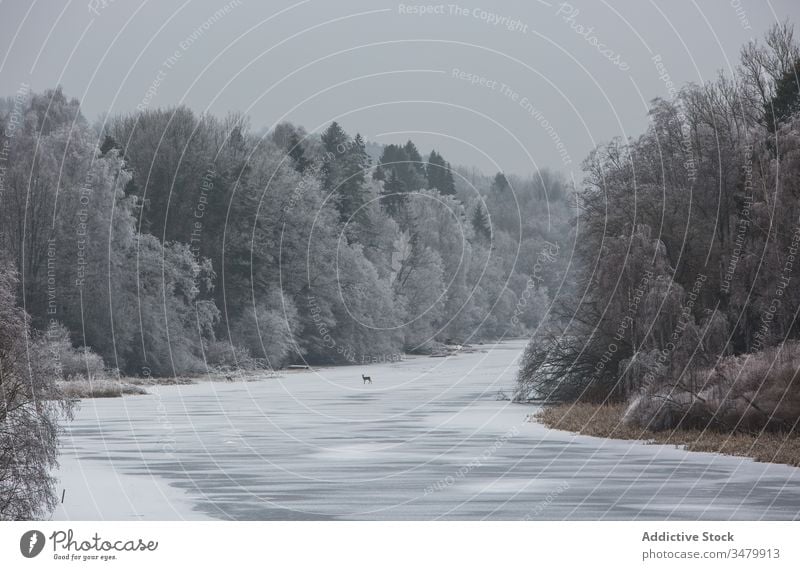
xmin=2 ymin=0 xmax=799 ymax=177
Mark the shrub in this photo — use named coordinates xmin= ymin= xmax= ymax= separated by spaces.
xmin=58 ymin=375 xmax=146 ymax=399
xmin=205 ymin=341 xmax=263 ymax=371
xmin=229 ymin=294 xmax=298 ymax=369
xmin=42 ymin=323 xmax=105 ymax=379
xmin=624 ymin=342 xmax=800 ymax=433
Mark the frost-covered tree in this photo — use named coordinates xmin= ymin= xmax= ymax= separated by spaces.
xmin=0 ymin=263 xmax=73 ymax=520
xmin=516 ymin=23 xmax=800 ymax=432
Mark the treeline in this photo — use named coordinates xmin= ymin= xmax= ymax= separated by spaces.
xmin=516 ymin=23 xmax=800 ymax=434
xmin=0 ymin=90 xmax=572 ymax=380
xmin=0 ymin=83 xmax=574 ymax=519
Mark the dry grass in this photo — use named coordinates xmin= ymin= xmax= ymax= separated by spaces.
xmin=536 ymin=402 xmax=800 ymax=468
xmin=59 ymin=377 xmax=147 ymax=399
xmin=61 ymin=368 xmax=278 ymax=400
xmin=125 ymin=375 xmax=196 ymax=387
xmin=125 ymin=368 xmax=276 ymax=386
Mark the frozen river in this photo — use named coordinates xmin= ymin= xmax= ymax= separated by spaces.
xmin=53 ymin=340 xmax=800 ymax=520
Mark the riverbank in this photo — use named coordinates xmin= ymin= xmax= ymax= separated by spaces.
xmin=536 ymin=403 xmax=800 ymax=468
xmin=56 ymin=365 xmax=390 ymax=399
xmin=56 ymin=342 xmax=492 ymax=399
xmin=53 ymin=340 xmax=800 ymax=520
xmin=57 ymin=368 xmax=283 ymax=399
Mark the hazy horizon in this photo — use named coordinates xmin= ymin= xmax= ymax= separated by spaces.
xmin=2 ymin=0 xmax=799 ymax=177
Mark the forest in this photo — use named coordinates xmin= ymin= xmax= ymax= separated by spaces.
xmin=0 ymin=93 xmax=570 ymax=378
xmin=515 ymin=22 xmax=800 ymax=436
xmin=0 ymin=73 xmax=571 ymax=518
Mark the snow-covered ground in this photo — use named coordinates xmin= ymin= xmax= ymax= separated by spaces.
xmin=52 ymin=340 xmax=800 ymax=520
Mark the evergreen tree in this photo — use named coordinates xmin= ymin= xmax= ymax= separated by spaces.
xmin=426 ymin=150 xmax=442 ymax=190
xmin=472 ymin=203 xmax=492 ymax=241
xmin=491 ymin=172 xmax=509 ymax=193
xmin=340 ymin=133 xmax=370 ymax=226
xmin=766 ymin=58 xmax=800 ymax=132
xmin=403 ymin=140 xmax=426 ymax=178
xmin=320 ymin=122 xmax=369 ymax=229
xmin=287 ymin=132 xmax=310 ymax=174
xmin=382 ymin=168 xmax=407 ymax=217
xmin=425 ymin=150 xmax=456 ymax=195
xmin=352 ymin=133 xmax=371 ymax=173
xmin=320 ymin=121 xmax=349 ymax=192
xmin=379 ymin=144 xmax=426 ymax=191
xmin=442 ymin=161 xmax=456 ymax=195
xmin=99 ymin=134 xmax=119 ymax=157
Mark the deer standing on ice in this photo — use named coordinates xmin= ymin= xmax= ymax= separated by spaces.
xmin=362 ymin=374 xmax=372 ymax=384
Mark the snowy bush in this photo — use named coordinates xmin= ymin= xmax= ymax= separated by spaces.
xmin=624 ymin=342 xmax=800 ymax=433
xmin=205 ymin=341 xmax=263 ymax=372
xmin=41 ymin=323 xmax=105 ymax=380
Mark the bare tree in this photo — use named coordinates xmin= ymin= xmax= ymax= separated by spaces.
xmin=0 ymin=263 xmax=73 ymax=520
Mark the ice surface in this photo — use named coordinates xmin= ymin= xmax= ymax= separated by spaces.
xmin=51 ymin=341 xmax=800 ymax=520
